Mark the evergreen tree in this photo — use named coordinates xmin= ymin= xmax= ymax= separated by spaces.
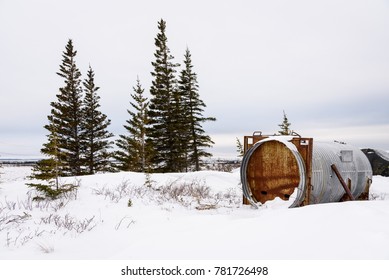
xmin=147 ymin=19 xmax=181 ymax=172
xmin=236 ymin=137 xmax=244 ymax=158
xmin=178 ymin=48 xmax=215 ymax=171
xmin=27 ymin=126 xmax=64 ymax=199
xmin=54 ymin=39 xmax=84 ymax=175
xmin=81 ymin=65 xmax=114 ymax=174
xmin=278 ymin=110 xmax=292 ymax=135
xmin=31 ymin=39 xmax=84 ymax=179
xmin=170 ymin=76 xmax=188 ymax=172
xmin=115 ymin=78 xmax=150 ymax=172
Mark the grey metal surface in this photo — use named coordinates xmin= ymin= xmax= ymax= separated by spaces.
xmin=310 ymin=142 xmax=372 ymax=204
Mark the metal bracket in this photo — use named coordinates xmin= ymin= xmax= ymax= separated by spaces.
xmin=330 ymin=164 xmax=355 ymax=201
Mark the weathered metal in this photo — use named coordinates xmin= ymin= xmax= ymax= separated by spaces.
xmin=241 ymin=134 xmax=373 ymax=208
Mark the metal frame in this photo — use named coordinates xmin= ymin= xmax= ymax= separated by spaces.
xmin=242 ymin=132 xmax=313 ymax=206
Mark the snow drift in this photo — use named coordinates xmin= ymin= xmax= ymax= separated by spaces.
xmin=0 ymin=166 xmax=388 ymax=259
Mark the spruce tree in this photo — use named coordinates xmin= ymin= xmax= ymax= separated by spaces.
xmin=115 ymin=78 xmax=150 ymax=172
xmin=31 ymin=39 xmax=84 ymax=179
xmin=278 ymin=110 xmax=292 ymax=135
xmin=178 ymin=48 xmax=216 ymax=171
xmin=170 ymin=77 xmax=188 ymax=172
xmin=148 ymin=19 xmax=181 ymax=172
xmin=52 ymin=39 xmax=84 ymax=175
xmin=27 ymin=125 xmax=64 ymax=199
xmin=236 ymin=137 xmax=244 ymax=158
xmin=81 ymin=65 xmax=114 ymax=174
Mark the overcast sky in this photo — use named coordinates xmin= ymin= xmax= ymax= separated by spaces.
xmin=1 ymin=0 xmax=388 ymax=158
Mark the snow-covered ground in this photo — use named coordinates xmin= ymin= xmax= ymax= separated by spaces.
xmin=0 ymin=166 xmax=389 ymax=260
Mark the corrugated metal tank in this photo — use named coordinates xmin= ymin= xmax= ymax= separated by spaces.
xmin=241 ymin=137 xmax=373 ymax=208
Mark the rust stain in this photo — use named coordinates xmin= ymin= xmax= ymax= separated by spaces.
xmin=247 ymin=140 xmax=299 ymax=203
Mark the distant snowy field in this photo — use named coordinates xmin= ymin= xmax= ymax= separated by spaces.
xmin=0 ymin=166 xmax=389 ymax=260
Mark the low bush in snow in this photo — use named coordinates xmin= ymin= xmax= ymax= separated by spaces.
xmin=92 ymin=177 xmax=241 ymax=210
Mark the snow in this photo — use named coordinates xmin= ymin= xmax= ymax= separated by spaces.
xmin=374 ymin=149 xmax=389 ymax=162
xmin=0 ymin=165 xmax=32 ymax=183
xmin=0 ymin=166 xmax=389 ymax=260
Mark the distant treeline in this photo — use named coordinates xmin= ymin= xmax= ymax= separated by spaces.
xmin=0 ymin=160 xmax=40 ymax=166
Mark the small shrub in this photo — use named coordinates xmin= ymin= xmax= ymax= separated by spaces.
xmin=37 ymin=242 xmax=54 ymax=254
xmin=370 ymin=192 xmax=387 ymax=200
xmin=144 ymin=172 xmax=155 ymax=188
xmin=205 ymin=160 xmax=241 ymax=172
xmin=28 ymin=182 xmax=78 ymax=201
xmin=115 ymin=216 xmax=135 ymax=230
xmin=39 ymin=214 xmax=96 ymax=234
xmin=92 ymin=180 xmax=141 ymax=203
